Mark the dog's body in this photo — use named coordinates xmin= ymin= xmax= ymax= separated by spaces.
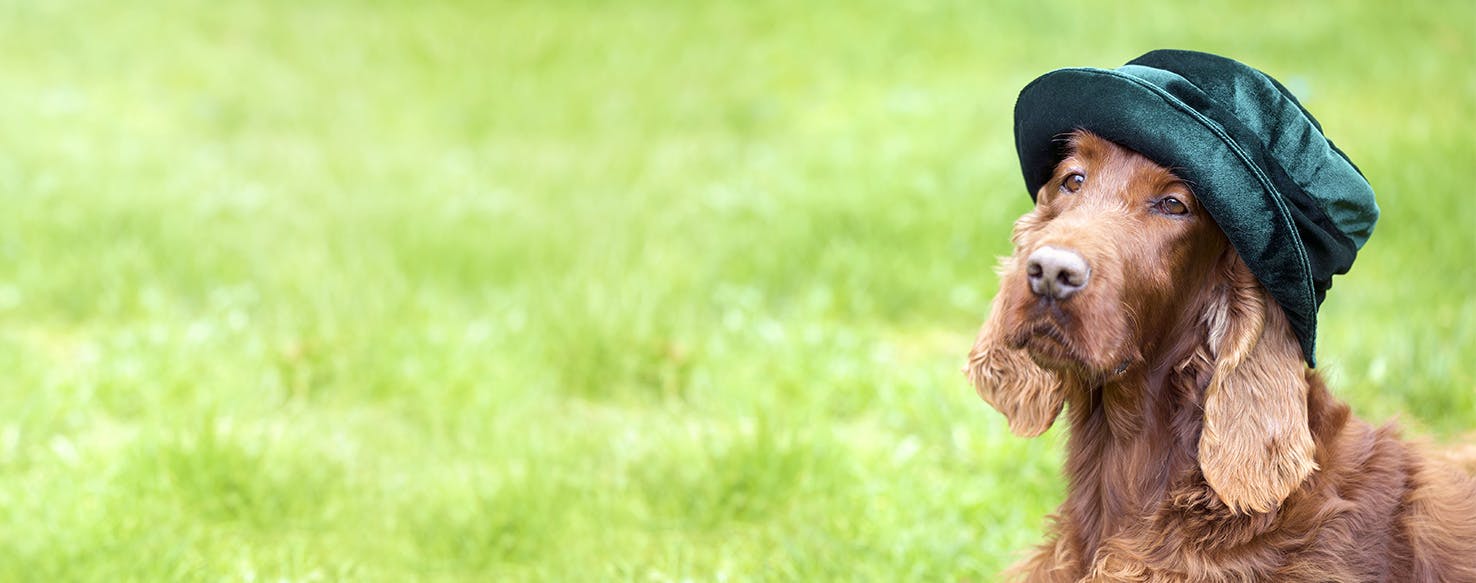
xmin=968 ymin=132 xmax=1476 ymax=582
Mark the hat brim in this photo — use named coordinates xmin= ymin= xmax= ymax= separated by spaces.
xmin=1012 ymin=67 xmax=1320 ymax=363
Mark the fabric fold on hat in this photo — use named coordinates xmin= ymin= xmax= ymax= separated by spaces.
xmin=1013 ymin=49 xmax=1378 ymax=366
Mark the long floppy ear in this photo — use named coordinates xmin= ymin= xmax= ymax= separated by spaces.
xmin=1198 ymin=258 xmax=1317 ymax=514
xmin=965 ymin=260 xmax=1065 ymax=437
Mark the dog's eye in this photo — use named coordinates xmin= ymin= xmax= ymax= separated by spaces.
xmin=1155 ymin=197 xmax=1189 ymax=216
xmin=1060 ymin=173 xmax=1085 ymax=193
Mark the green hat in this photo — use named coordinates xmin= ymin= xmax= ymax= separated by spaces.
xmin=1013 ymin=49 xmax=1378 ymax=366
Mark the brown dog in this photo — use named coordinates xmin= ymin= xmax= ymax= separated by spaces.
xmin=967 ymin=131 xmax=1476 ymax=582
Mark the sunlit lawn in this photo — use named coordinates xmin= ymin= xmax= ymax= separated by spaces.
xmin=0 ymin=0 xmax=1471 ymax=579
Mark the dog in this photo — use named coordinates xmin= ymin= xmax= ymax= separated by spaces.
xmin=966 ymin=131 xmax=1476 ymax=582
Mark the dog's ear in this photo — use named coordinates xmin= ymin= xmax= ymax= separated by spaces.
xmin=1198 ymin=257 xmax=1317 ymax=514
xmin=966 ymin=259 xmax=1065 ymax=437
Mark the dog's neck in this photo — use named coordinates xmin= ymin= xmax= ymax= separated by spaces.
xmin=1057 ymin=340 xmax=1352 ymax=563
xmin=1058 ymin=344 xmax=1211 ymax=560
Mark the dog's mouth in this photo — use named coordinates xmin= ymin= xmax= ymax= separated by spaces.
xmin=1009 ymin=321 xmax=1080 ymax=369
xmin=1009 ymin=317 xmax=1130 ymax=380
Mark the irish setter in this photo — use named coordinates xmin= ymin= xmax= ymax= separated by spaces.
xmin=966 ymin=131 xmax=1476 ymax=582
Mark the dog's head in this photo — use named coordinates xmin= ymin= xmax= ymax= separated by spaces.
xmin=967 ymin=131 xmax=1317 ymax=513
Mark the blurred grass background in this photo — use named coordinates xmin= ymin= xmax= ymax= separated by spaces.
xmin=0 ymin=0 xmax=1471 ymax=580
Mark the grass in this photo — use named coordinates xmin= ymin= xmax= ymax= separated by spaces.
xmin=0 ymin=0 xmax=1471 ymax=580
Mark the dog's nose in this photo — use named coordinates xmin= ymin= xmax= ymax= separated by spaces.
xmin=1026 ymin=246 xmax=1090 ymax=300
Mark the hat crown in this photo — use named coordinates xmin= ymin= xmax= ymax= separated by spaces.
xmin=1126 ymin=50 xmax=1378 ymax=250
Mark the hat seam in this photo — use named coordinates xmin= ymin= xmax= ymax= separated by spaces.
xmin=1066 ymin=68 xmax=1319 ymax=346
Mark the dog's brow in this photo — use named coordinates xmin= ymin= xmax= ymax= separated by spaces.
xmin=1065 ymin=132 xmax=1116 ymax=163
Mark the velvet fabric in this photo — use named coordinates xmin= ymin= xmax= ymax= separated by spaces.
xmin=1013 ymin=49 xmax=1378 ymax=365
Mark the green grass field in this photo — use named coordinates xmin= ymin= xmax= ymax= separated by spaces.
xmin=0 ymin=0 xmax=1472 ymax=580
